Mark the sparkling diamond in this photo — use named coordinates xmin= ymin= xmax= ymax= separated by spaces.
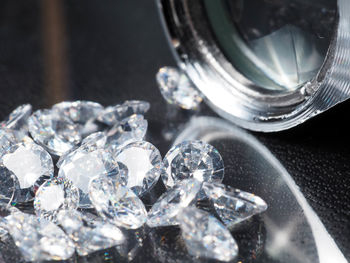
xmin=98 ymin=100 xmax=150 ymax=126
xmin=0 ymin=204 xmax=19 ymax=238
xmin=0 ymin=128 xmax=26 ymax=157
xmin=53 ymin=101 xmax=104 ymax=137
xmin=147 ymin=178 xmax=202 ymax=228
xmin=28 ymin=109 xmax=81 ymax=156
xmin=89 ymin=176 xmax=147 ymax=229
xmin=0 ymin=168 xmax=16 ymax=205
xmin=1 ymin=141 xmax=54 ymax=203
xmin=0 ymin=104 xmax=32 ymax=132
xmin=106 ymin=114 xmax=148 ymax=151
xmin=3 ymin=211 xmax=75 ymax=261
xmin=156 ymin=67 xmax=203 ymax=110
xmin=34 ymin=178 xmax=80 ymax=223
xmin=162 ymin=140 xmax=224 ymax=194
xmin=115 ymin=141 xmax=162 ymax=196
xmin=203 ymin=182 xmax=268 ymax=227
xmin=57 ymin=209 xmax=125 ymax=256
xmin=177 ymin=207 xmax=238 ymax=262
xmin=58 ymin=147 xmax=119 ymax=208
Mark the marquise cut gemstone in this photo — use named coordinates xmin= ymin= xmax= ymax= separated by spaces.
xmin=3 ymin=211 xmax=75 ymax=261
xmin=203 ymin=182 xmax=268 ymax=227
xmin=89 ymin=176 xmax=147 ymax=229
xmin=0 ymin=104 xmax=32 ymax=132
xmin=1 ymin=141 xmax=54 ymax=203
xmin=58 ymin=148 xmax=119 ymax=208
xmin=98 ymin=100 xmax=150 ymax=126
xmin=147 ymin=178 xmax=202 ymax=228
xmin=115 ymin=141 xmax=162 ymax=196
xmin=177 ymin=207 xmax=238 ymax=262
xmin=34 ymin=178 xmax=80 ymax=223
xmin=156 ymin=67 xmax=203 ymax=110
xmin=162 ymin=140 xmax=224 ymax=193
xmin=57 ymin=209 xmax=125 ymax=256
xmin=28 ymin=109 xmax=81 ymax=156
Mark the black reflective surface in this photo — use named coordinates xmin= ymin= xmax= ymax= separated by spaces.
xmin=0 ymin=0 xmax=349 ymax=261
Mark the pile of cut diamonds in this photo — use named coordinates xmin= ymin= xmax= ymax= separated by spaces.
xmin=0 ymin=101 xmax=267 ymax=262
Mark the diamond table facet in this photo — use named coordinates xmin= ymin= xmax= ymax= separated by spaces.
xmin=177 ymin=207 xmax=238 ymax=262
xmin=115 ymin=141 xmax=162 ymax=196
xmin=147 ymin=178 xmax=202 ymax=228
xmin=1 ymin=141 xmax=54 ymax=203
xmin=89 ymin=175 xmax=147 ymax=229
xmin=98 ymin=100 xmax=150 ymax=126
xmin=162 ymin=140 xmax=224 ymax=194
xmin=34 ymin=178 xmax=80 ymax=223
xmin=28 ymin=109 xmax=81 ymax=156
xmin=203 ymin=182 xmax=268 ymax=227
xmin=156 ymin=67 xmax=203 ymax=110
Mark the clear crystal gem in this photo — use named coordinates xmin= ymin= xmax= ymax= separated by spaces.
xmin=106 ymin=114 xmax=148 ymax=152
xmin=34 ymin=178 xmax=80 ymax=223
xmin=147 ymin=178 xmax=202 ymax=228
xmin=0 ymin=204 xmax=19 ymax=238
xmin=28 ymin=109 xmax=81 ymax=156
xmin=1 ymin=141 xmax=54 ymax=203
xmin=156 ymin=67 xmax=203 ymax=110
xmin=0 ymin=104 xmax=32 ymax=132
xmin=53 ymin=101 xmax=104 ymax=137
xmin=58 ymin=147 xmax=119 ymax=208
xmin=89 ymin=176 xmax=147 ymax=229
xmin=0 ymin=168 xmax=16 ymax=205
xmin=98 ymin=100 xmax=150 ymax=126
xmin=0 ymin=128 xmax=26 ymax=158
xmin=3 ymin=211 xmax=75 ymax=261
xmin=177 ymin=207 xmax=238 ymax=262
xmin=115 ymin=141 xmax=162 ymax=196
xmin=162 ymin=140 xmax=224 ymax=195
xmin=203 ymin=182 xmax=268 ymax=227
xmin=57 ymin=209 xmax=125 ymax=256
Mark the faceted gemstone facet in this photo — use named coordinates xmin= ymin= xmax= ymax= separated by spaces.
xmin=34 ymin=178 xmax=80 ymax=223
xmin=3 ymin=211 xmax=75 ymax=261
xmin=147 ymin=178 xmax=202 ymax=228
xmin=106 ymin=114 xmax=148 ymax=152
xmin=0 ymin=167 xmax=16 ymax=205
xmin=1 ymin=141 xmax=54 ymax=203
xmin=53 ymin=101 xmax=104 ymax=137
xmin=162 ymin=140 xmax=224 ymax=193
xmin=57 ymin=209 xmax=125 ymax=256
xmin=177 ymin=207 xmax=238 ymax=262
xmin=89 ymin=176 xmax=147 ymax=229
xmin=0 ymin=104 xmax=32 ymax=132
xmin=203 ymin=182 xmax=268 ymax=227
xmin=156 ymin=67 xmax=203 ymax=110
xmin=58 ymin=147 xmax=119 ymax=208
xmin=98 ymin=100 xmax=150 ymax=126
xmin=115 ymin=141 xmax=162 ymax=196
xmin=0 ymin=128 xmax=26 ymax=158
xmin=28 ymin=109 xmax=81 ymax=156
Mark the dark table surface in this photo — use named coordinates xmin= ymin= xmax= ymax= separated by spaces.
xmin=0 ymin=0 xmax=349 ymax=261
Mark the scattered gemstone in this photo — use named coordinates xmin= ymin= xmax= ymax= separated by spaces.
xmin=177 ymin=207 xmax=238 ymax=262
xmin=0 ymin=104 xmax=32 ymax=132
xmin=162 ymin=140 xmax=224 ymax=195
xmin=147 ymin=178 xmax=202 ymax=228
xmin=57 ymin=209 xmax=125 ymax=256
xmin=98 ymin=100 xmax=150 ymax=126
xmin=53 ymin=101 xmax=104 ymax=137
xmin=106 ymin=114 xmax=148 ymax=152
xmin=0 ymin=128 xmax=26 ymax=158
xmin=0 ymin=167 xmax=16 ymax=205
xmin=156 ymin=67 xmax=203 ymax=110
xmin=89 ymin=176 xmax=147 ymax=229
xmin=1 ymin=141 xmax=54 ymax=203
xmin=28 ymin=109 xmax=81 ymax=156
xmin=34 ymin=178 xmax=80 ymax=223
xmin=3 ymin=211 xmax=75 ymax=261
xmin=58 ymin=148 xmax=119 ymax=208
xmin=0 ymin=203 xmax=20 ymax=238
xmin=115 ymin=141 xmax=162 ymax=196
xmin=202 ymin=182 xmax=268 ymax=227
